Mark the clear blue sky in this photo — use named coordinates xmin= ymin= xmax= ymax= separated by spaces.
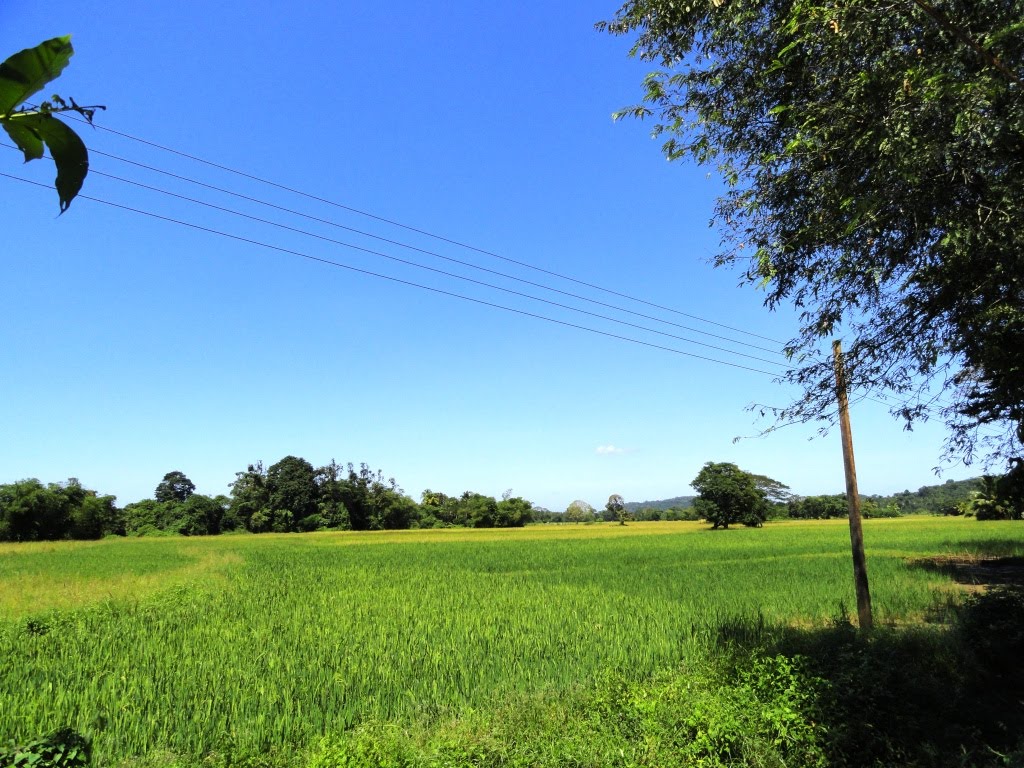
xmin=1 ymin=0 xmax=980 ymax=509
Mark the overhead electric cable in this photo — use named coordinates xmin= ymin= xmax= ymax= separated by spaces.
xmin=53 ymin=112 xmax=788 ymax=345
xmin=2 ymin=171 xmax=784 ymax=378
xmin=79 ymin=165 xmax=789 ymax=369
xmin=79 ymin=143 xmax=787 ymax=358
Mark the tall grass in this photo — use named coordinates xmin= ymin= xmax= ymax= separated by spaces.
xmin=1 ymin=518 xmax=1021 ymax=764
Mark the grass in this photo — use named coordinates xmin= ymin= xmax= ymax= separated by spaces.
xmin=2 ymin=517 xmax=1023 ymax=766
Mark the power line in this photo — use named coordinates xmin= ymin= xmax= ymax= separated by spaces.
xmin=50 ymin=114 xmax=998 ymax=423
xmin=1 ymin=171 xmax=786 ymax=378
xmin=79 ymin=143 xmax=788 ymax=358
xmin=78 ymin=164 xmax=790 ymax=370
xmin=54 ymin=111 xmax=789 ymax=346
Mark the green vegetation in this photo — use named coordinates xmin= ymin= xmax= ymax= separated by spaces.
xmin=0 ymin=459 xmax=536 ymax=542
xmin=966 ymin=462 xmax=1024 ymax=520
xmin=6 ymin=465 xmax=1019 ymax=542
xmin=1 ymin=727 xmax=91 ymax=768
xmin=692 ymin=462 xmax=771 ymax=529
xmin=877 ymin=477 xmax=985 ymax=515
xmin=604 ymin=493 xmax=627 ymax=524
xmin=0 ymin=479 xmax=121 ymax=542
xmin=601 ymin=1 xmax=1024 ymax=463
xmin=623 ymin=495 xmax=695 ymax=514
xmin=1 ymin=37 xmax=103 ymax=211
xmin=3 ymin=519 xmax=1024 ymax=766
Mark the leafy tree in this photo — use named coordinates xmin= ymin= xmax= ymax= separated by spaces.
xmin=337 ymin=463 xmax=408 ymax=531
xmin=861 ymin=499 xmax=902 ymax=519
xmin=601 ymin=0 xmax=1024 ymax=464
xmin=964 ymin=461 xmax=1024 ymax=520
xmin=457 ymin=492 xmax=498 ymax=528
xmin=170 ymin=494 xmax=228 ymax=536
xmin=420 ymin=489 xmax=457 ymax=527
xmin=0 ymin=478 xmax=121 ymax=540
xmin=789 ymin=494 xmax=849 ymax=520
xmin=749 ymin=474 xmax=794 ymax=515
xmin=692 ymin=462 xmax=770 ymax=529
xmin=605 ymin=494 xmax=628 ymax=525
xmin=565 ymin=500 xmax=596 ymax=522
xmin=634 ymin=506 xmax=662 ymax=521
xmin=495 ymin=496 xmax=533 ymax=527
xmin=228 ymin=462 xmax=270 ymax=532
xmin=64 ymin=480 xmax=121 ymax=538
xmin=315 ymin=459 xmax=352 ymax=529
xmin=122 ymin=499 xmax=164 ymax=536
xmin=0 ymin=36 xmax=103 ymax=211
xmin=154 ymin=471 xmax=196 ymax=504
xmin=362 ymin=484 xmax=418 ymax=530
xmin=337 ymin=463 xmax=385 ymax=530
xmin=0 ymin=479 xmax=69 ymax=541
xmin=266 ymin=456 xmax=318 ymax=531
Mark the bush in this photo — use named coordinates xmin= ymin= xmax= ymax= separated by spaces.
xmin=589 ymin=653 xmax=827 ymax=767
xmin=0 ymin=727 xmax=91 ymax=768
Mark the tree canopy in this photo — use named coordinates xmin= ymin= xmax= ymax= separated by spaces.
xmin=0 ymin=478 xmax=121 ymax=541
xmin=601 ymin=0 xmax=1024 ymax=466
xmin=605 ymin=493 xmax=628 ymax=524
xmin=692 ymin=462 xmax=770 ymax=528
xmin=154 ymin=471 xmax=196 ymax=504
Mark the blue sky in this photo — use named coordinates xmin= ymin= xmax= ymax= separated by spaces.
xmin=1 ymin=1 xmax=980 ymax=509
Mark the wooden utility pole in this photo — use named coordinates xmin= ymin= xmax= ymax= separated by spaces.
xmin=832 ymin=340 xmax=874 ymax=631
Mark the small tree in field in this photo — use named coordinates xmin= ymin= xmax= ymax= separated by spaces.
xmin=692 ymin=462 xmax=770 ymax=529
xmin=565 ymin=500 xmax=596 ymax=522
xmin=606 ymin=494 xmax=627 ymax=525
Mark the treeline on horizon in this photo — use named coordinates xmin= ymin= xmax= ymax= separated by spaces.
xmin=0 ymin=457 xmax=542 ymax=542
xmin=0 ymin=459 xmax=1002 ymax=543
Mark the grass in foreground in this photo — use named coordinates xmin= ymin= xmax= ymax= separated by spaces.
xmin=2 ymin=518 xmax=1023 ymax=767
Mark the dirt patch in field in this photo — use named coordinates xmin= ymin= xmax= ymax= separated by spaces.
xmin=912 ymin=555 xmax=1024 ymax=587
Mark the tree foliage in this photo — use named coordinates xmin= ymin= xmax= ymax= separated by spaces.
xmin=0 ymin=478 xmax=121 ymax=541
xmin=565 ymin=499 xmax=597 ymax=522
xmin=692 ymin=462 xmax=770 ymax=528
xmin=154 ymin=470 xmax=196 ymax=504
xmin=605 ymin=493 xmax=628 ymax=524
xmin=601 ymin=0 xmax=1024 ymax=465
xmin=0 ymin=36 xmax=102 ymax=211
xmin=963 ymin=460 xmax=1024 ymax=519
xmin=788 ymin=494 xmax=850 ymax=520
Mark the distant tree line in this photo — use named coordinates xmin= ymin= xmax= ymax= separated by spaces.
xmin=0 ymin=478 xmax=121 ymax=541
xmin=3 ymin=458 xmax=1020 ymax=542
xmin=0 ymin=457 xmax=536 ymax=542
xmin=883 ymin=478 xmax=985 ymax=515
xmin=686 ymin=463 xmax=1007 ymax=528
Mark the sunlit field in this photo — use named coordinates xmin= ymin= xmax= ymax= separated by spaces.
xmin=2 ymin=518 xmax=1023 ymax=766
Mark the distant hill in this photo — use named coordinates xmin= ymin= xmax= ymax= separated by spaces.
xmin=868 ymin=477 xmax=984 ymax=514
xmin=622 ymin=478 xmax=983 ymax=516
xmin=624 ymin=496 xmax=696 ymax=513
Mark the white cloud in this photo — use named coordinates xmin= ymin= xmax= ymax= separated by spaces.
xmin=596 ymin=444 xmax=626 ymax=455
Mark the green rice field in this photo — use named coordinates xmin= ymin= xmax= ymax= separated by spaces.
xmin=2 ymin=517 xmax=1023 ymax=767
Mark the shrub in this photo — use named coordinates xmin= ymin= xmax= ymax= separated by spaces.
xmin=0 ymin=728 xmax=91 ymax=768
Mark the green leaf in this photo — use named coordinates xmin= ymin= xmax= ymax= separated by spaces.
xmin=5 ymin=112 xmax=88 ymax=211
xmin=0 ymin=36 xmax=74 ymax=115
xmin=2 ymin=119 xmax=45 ymax=160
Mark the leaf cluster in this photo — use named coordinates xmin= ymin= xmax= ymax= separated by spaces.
xmin=0 ymin=727 xmax=91 ymax=768
xmin=0 ymin=36 xmax=103 ymax=211
xmin=601 ymin=0 xmax=1024 ymax=465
